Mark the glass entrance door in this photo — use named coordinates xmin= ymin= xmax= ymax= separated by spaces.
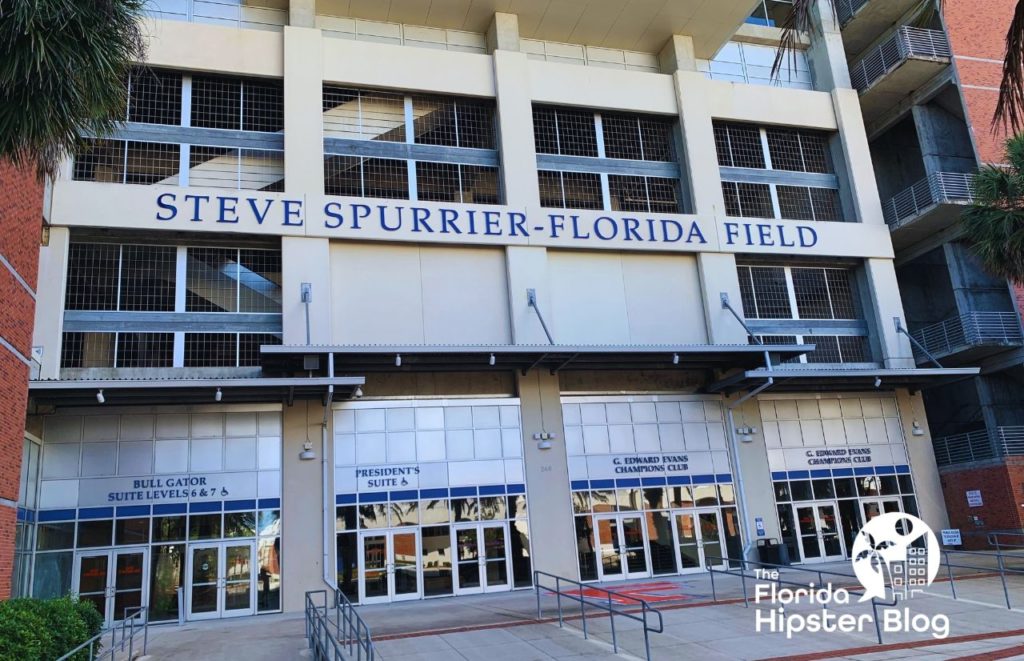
xmin=794 ymin=503 xmax=846 ymax=563
xmin=187 ymin=542 xmax=256 ymax=620
xmin=594 ymin=515 xmax=649 ymax=582
xmin=358 ymin=530 xmax=421 ymax=604
xmin=671 ymin=510 xmax=726 ymax=573
xmin=74 ymin=549 xmax=148 ymax=626
xmin=453 ymin=524 xmax=511 ymax=595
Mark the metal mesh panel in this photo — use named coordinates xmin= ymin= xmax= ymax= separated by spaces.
xmin=713 ymin=122 xmax=765 ymax=169
xmin=602 ymin=114 xmax=675 ymax=162
xmin=240 ymin=333 xmax=281 ymax=367
xmin=766 ymin=127 xmax=830 ymax=173
xmin=722 ymin=181 xmax=773 ymax=218
xmin=187 ymin=247 xmax=239 ymax=313
xmin=324 ymin=156 xmax=409 ymax=199
xmin=459 ymin=165 xmax=500 ymax=204
xmin=73 ymin=139 xmax=125 ymax=183
xmin=755 ymin=335 xmax=803 ymax=364
xmin=125 ymin=141 xmax=180 ymax=185
xmin=792 ymin=267 xmax=858 ymax=321
xmin=826 ymin=270 xmax=857 ymax=319
xmin=184 ymin=333 xmax=238 ymax=367
xmin=323 ymin=86 xmax=406 ymax=142
xmin=189 ymin=146 xmax=285 ymax=191
xmin=412 ymin=95 xmax=495 ymax=149
xmin=414 ymin=163 xmax=501 ymax=204
xmin=127 ymin=68 xmax=182 ymax=125
xmin=737 ymin=265 xmax=792 ymax=319
xmin=239 ymin=249 xmax=283 ymax=313
xmin=191 ymin=75 xmax=283 ymax=132
xmin=538 ymin=171 xmax=602 ymax=209
xmin=608 ymin=175 xmax=681 ymax=213
xmin=809 ymin=188 xmax=842 ymax=222
xmin=61 ymin=332 xmax=112 ymax=368
xmin=532 ymin=106 xmax=598 ymax=157
xmin=116 ymin=333 xmax=174 ymax=368
xmin=119 ymin=245 xmax=177 ymax=312
xmin=777 ymin=186 xmax=842 ymax=222
xmin=66 ymin=244 xmax=120 ymax=311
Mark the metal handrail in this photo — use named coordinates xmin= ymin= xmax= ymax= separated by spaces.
xmin=533 ymin=570 xmax=664 ymax=661
xmin=305 ymin=589 xmax=375 ymax=661
xmin=836 ymin=0 xmax=870 ymax=26
xmin=933 ymin=425 xmax=1024 ymax=465
xmin=850 ymin=26 xmax=951 ymax=92
xmin=988 ymin=530 xmax=1024 ymax=551
xmin=910 ymin=311 xmax=1024 ymax=359
xmin=882 ymin=172 xmax=974 ymax=228
xmin=56 ymin=606 xmax=148 ymax=661
xmin=938 ymin=547 xmax=1024 ymax=610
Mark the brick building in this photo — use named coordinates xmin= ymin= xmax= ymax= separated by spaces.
xmin=837 ymin=0 xmax=1024 ymax=546
xmin=0 ymin=159 xmax=44 ymax=598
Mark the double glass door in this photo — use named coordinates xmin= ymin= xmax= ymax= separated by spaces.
xmin=672 ymin=509 xmax=726 ymax=572
xmin=794 ymin=502 xmax=845 ymax=563
xmin=359 ymin=530 xmax=420 ymax=604
xmin=454 ymin=524 xmax=510 ymax=595
xmin=594 ymin=515 xmax=648 ymax=581
xmin=861 ymin=498 xmax=902 ymax=523
xmin=73 ymin=548 xmax=147 ymax=626
xmin=187 ymin=541 xmax=256 ymax=620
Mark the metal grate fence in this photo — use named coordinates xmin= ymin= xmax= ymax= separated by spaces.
xmin=850 ymin=26 xmax=951 ymax=92
xmin=882 ymin=172 xmax=974 ymax=228
xmin=910 ymin=311 xmax=1024 ymax=359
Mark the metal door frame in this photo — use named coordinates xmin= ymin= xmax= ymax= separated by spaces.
xmin=357 ymin=529 xmax=423 ymax=604
xmin=593 ymin=513 xmax=650 ymax=582
xmin=793 ymin=501 xmax=847 ymax=564
xmin=186 ymin=541 xmax=256 ymax=621
xmin=73 ymin=547 xmax=149 ymax=626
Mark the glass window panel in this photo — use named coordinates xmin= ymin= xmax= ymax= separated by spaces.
xmin=774 ymin=481 xmax=791 ymax=502
xmin=188 ymin=514 xmax=221 ymax=540
xmin=666 ymin=486 xmax=694 ymax=509
xmin=642 ymin=488 xmax=667 ymax=510
xmin=115 ymin=518 xmax=150 ymax=546
xmin=335 ymin=506 xmax=358 ymax=531
xmin=812 ymin=479 xmax=836 ymax=500
xmin=616 ymin=488 xmax=642 ymax=511
xmin=857 ymin=477 xmax=880 ymax=497
xmin=149 ymin=544 xmax=185 ymax=622
xmin=879 ymin=476 xmax=900 ymax=496
xmin=77 ymin=520 xmax=113 ymax=548
xmin=451 ymin=498 xmax=479 ymax=522
xmin=718 ymin=484 xmax=737 ymax=505
xmin=902 ymin=496 xmax=919 ymax=517
xmin=390 ymin=501 xmax=419 ymax=526
xmin=421 ymin=525 xmax=453 ymax=596
xmin=589 ymin=490 xmax=617 ymax=513
xmin=647 ymin=511 xmax=676 ymax=575
xmin=224 ymin=512 xmax=257 ymax=537
xmin=507 ymin=495 xmax=528 ymax=519
xmin=32 ymin=552 xmax=73 ymax=599
xmin=479 ymin=497 xmax=506 ymax=520
xmin=420 ymin=499 xmax=451 ymax=525
xmin=258 ymin=510 xmax=281 ymax=537
xmin=37 ymin=522 xmax=75 ymax=551
xmin=693 ymin=485 xmax=718 ymax=507
xmin=790 ymin=480 xmax=813 ymax=501
xmin=776 ymin=505 xmax=799 ymax=564
xmin=510 ymin=521 xmax=533 ymax=588
xmin=153 ymin=516 xmax=186 ymax=542
xmin=834 ymin=478 xmax=857 ymax=498
xmin=572 ymin=491 xmax=591 ymax=514
xmin=336 ymin=532 xmax=358 ymax=603
xmin=257 ymin=536 xmax=281 ymax=612
xmin=722 ymin=508 xmax=744 ymax=565
xmin=359 ymin=504 xmax=388 ymax=529
xmin=898 ymin=475 xmax=915 ymax=494
xmin=574 ymin=516 xmax=597 ymax=582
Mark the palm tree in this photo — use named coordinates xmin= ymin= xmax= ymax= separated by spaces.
xmin=961 ymin=134 xmax=1024 ymax=282
xmin=0 ymin=1 xmax=146 ymax=178
xmin=773 ymin=1 xmax=1024 ymax=132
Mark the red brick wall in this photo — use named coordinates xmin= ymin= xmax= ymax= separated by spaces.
xmin=939 ymin=458 xmax=1024 ymax=549
xmin=0 ymin=159 xmax=43 ymax=599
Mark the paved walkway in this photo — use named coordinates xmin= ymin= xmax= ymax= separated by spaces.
xmin=140 ymin=562 xmax=1024 ymax=661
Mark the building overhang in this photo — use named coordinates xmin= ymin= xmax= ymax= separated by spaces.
xmin=260 ymin=343 xmax=811 ymax=375
xmin=706 ymin=367 xmax=980 ymax=395
xmin=28 ymin=376 xmax=365 ymax=408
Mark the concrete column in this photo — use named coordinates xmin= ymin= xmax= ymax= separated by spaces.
xmin=288 ymin=0 xmax=316 ymax=29
xmin=281 ymin=237 xmax=332 ymax=344
xmin=492 ymin=53 xmax=539 ymax=205
xmin=865 ymin=258 xmax=916 ymax=368
xmin=506 ymin=246 xmax=553 ymax=344
xmin=284 ymin=26 xmax=324 ymax=194
xmin=728 ymin=395 xmax=781 ymax=551
xmin=807 ymin=2 xmax=852 ymax=92
xmin=281 ymin=401 xmax=330 ymax=611
xmin=697 ymin=253 xmax=747 ymax=344
xmin=833 ymin=89 xmax=886 ymax=225
xmin=659 ymin=35 xmax=697 ymax=74
xmin=32 ymin=227 xmax=69 ymax=380
xmin=517 ymin=370 xmax=578 ymax=579
xmin=672 ymin=72 xmax=725 ymax=217
xmin=487 ymin=12 xmax=520 ymax=52
xmin=896 ymin=389 xmax=950 ymax=532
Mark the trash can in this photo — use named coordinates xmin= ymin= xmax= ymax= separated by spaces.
xmin=757 ymin=538 xmax=790 ymax=567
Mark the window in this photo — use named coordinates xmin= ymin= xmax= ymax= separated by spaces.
xmin=61 ymin=243 xmax=282 ymax=369
xmin=73 ymin=68 xmax=284 ymax=190
xmin=534 ymin=106 xmax=685 ymax=212
xmin=715 ymin=121 xmax=842 ymax=222
xmin=322 ymin=87 xmax=500 ymax=203
xmin=738 ymin=264 xmax=871 ymax=364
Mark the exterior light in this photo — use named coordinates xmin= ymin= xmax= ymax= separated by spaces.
xmin=672 ymin=353 xmax=680 ymax=365
xmin=96 ymin=389 xmax=105 ymax=404
xmin=489 ymin=353 xmax=496 ymax=366
xmin=395 ymin=354 xmax=402 ymax=367
xmin=352 ymin=386 xmax=363 ymax=399
xmin=215 ymin=388 xmax=222 ymax=402
xmin=874 ymin=377 xmax=882 ymax=388
xmin=299 ymin=442 xmax=316 ymax=461
xmin=912 ymin=420 xmax=925 ymax=436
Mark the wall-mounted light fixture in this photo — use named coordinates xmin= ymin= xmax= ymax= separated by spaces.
xmin=489 ymin=353 xmax=496 ymax=366
xmin=299 ymin=441 xmax=316 ymax=461
xmin=533 ymin=431 xmax=558 ymax=450
xmin=912 ymin=420 xmax=925 ymax=436
xmin=96 ymin=389 xmax=105 ymax=404
xmin=352 ymin=386 xmax=363 ymax=399
xmin=214 ymin=388 xmax=222 ymax=402
xmin=735 ymin=426 xmax=757 ymax=443
xmin=395 ymin=354 xmax=402 ymax=367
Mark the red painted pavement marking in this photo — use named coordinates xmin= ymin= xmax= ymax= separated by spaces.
xmin=551 ymin=581 xmax=695 ymax=604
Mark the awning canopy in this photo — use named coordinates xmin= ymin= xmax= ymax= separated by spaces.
xmin=706 ymin=367 xmax=980 ymax=395
xmin=29 ymin=376 xmax=365 ymax=407
xmin=259 ymin=343 xmax=812 ymax=375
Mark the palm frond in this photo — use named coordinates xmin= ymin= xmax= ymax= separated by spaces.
xmin=963 ymin=134 xmax=1024 ymax=282
xmin=771 ymin=0 xmax=827 ymax=81
xmin=995 ymin=1 xmax=1024 ymax=133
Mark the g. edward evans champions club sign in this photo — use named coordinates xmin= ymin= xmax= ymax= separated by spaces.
xmin=152 ymin=191 xmax=821 ymax=252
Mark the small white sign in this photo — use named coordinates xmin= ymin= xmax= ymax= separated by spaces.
xmin=940 ymin=529 xmax=962 ymax=546
xmin=355 ymin=465 xmax=420 ymax=492
xmin=966 ymin=490 xmax=983 ymax=508
xmin=584 ymin=452 xmax=715 ymax=481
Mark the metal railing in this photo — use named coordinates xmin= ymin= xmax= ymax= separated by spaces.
xmin=836 ymin=0 xmax=871 ymax=26
xmin=933 ymin=426 xmax=1024 ymax=465
xmin=988 ymin=530 xmax=1024 ymax=551
xmin=146 ymin=0 xmax=287 ymax=31
xmin=939 ymin=547 xmax=1024 ymax=610
xmin=533 ymin=570 xmax=664 ymax=661
xmin=910 ymin=311 xmax=1024 ymax=359
xmin=305 ymin=589 xmax=375 ymax=661
xmin=850 ymin=26 xmax=951 ymax=91
xmin=883 ymin=172 xmax=974 ymax=228
xmin=56 ymin=607 xmax=148 ymax=661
